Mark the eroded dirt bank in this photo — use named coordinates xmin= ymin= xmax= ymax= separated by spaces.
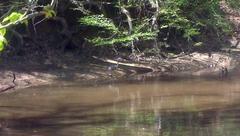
xmin=0 ymin=51 xmax=239 ymax=93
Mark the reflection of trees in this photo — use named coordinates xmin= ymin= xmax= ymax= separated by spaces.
xmin=1 ymin=88 xmax=240 ymax=136
xmin=109 ymin=90 xmax=240 ymax=136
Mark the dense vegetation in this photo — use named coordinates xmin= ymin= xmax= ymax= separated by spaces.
xmin=0 ymin=0 xmax=235 ymax=58
xmin=226 ymin=0 xmax=240 ymax=10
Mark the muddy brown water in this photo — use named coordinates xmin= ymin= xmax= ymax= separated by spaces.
xmin=1 ymin=70 xmax=240 ymax=136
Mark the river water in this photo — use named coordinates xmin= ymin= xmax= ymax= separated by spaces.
xmin=1 ymin=71 xmax=240 ymax=136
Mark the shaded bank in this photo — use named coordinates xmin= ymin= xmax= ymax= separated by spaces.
xmin=0 ymin=50 xmax=239 ymax=93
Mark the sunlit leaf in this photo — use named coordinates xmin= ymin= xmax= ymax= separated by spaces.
xmin=194 ymin=42 xmax=203 ymax=47
xmin=43 ymin=5 xmax=56 ymax=18
xmin=0 ymin=35 xmax=7 ymax=52
xmin=0 ymin=28 xmax=6 ymax=36
xmin=79 ymin=15 xmax=118 ymax=33
xmin=2 ymin=12 xmax=24 ymax=24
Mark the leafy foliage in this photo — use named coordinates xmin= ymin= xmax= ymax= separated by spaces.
xmin=80 ymin=14 xmax=157 ymax=46
xmin=89 ymin=31 xmax=157 ymax=46
xmin=0 ymin=0 xmax=235 ymax=54
xmin=79 ymin=15 xmax=118 ymax=33
xmin=43 ymin=5 xmax=56 ymax=18
xmin=0 ymin=12 xmax=26 ymax=51
xmin=159 ymin=0 xmax=232 ymax=43
xmin=0 ymin=34 xmax=7 ymax=51
xmin=159 ymin=6 xmax=200 ymax=41
xmin=226 ymin=0 xmax=240 ymax=10
xmin=73 ymin=0 xmax=232 ymax=50
xmin=0 ymin=29 xmax=7 ymax=51
xmin=2 ymin=12 xmax=24 ymax=24
xmin=0 ymin=27 xmax=6 ymax=36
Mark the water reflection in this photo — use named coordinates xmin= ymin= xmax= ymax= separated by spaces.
xmin=0 ymin=77 xmax=240 ymax=135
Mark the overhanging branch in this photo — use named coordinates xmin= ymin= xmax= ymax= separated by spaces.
xmin=120 ymin=7 xmax=132 ymax=34
xmin=0 ymin=12 xmax=45 ymax=30
xmin=0 ymin=0 xmax=58 ymax=30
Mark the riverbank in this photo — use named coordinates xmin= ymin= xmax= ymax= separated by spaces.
xmin=0 ymin=50 xmax=239 ymax=93
xmin=1 ymin=1 xmax=240 ymax=92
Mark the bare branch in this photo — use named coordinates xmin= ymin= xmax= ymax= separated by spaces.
xmin=0 ymin=6 xmax=15 ymax=21
xmin=51 ymin=0 xmax=58 ymax=7
xmin=120 ymin=7 xmax=132 ymax=34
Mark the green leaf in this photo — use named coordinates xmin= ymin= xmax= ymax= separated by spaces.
xmin=0 ymin=35 xmax=7 ymax=52
xmin=0 ymin=28 xmax=6 ymax=36
xmin=79 ymin=15 xmax=119 ymax=33
xmin=2 ymin=12 xmax=24 ymax=24
xmin=43 ymin=5 xmax=56 ymax=18
xmin=89 ymin=31 xmax=157 ymax=46
xmin=194 ymin=42 xmax=203 ymax=47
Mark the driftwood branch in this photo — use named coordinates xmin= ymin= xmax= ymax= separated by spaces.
xmin=92 ymin=56 xmax=158 ymax=72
